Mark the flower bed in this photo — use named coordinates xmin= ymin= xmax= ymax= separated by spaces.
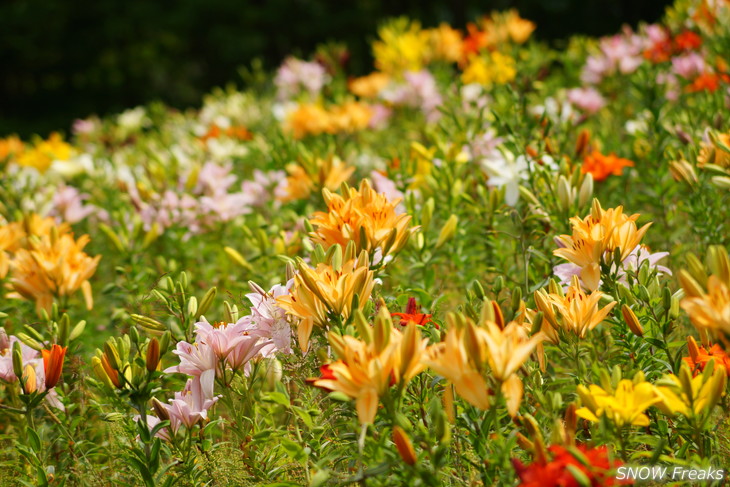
xmin=1 ymin=2 xmax=729 ymax=485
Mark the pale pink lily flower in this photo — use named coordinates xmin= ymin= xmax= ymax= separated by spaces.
xmin=0 ymin=336 xmax=39 ymax=383
xmin=165 ymin=374 xmax=219 ymax=433
xmin=165 ymin=340 xmax=217 ymax=377
xmin=242 ymin=280 xmax=294 ymax=357
xmin=194 ymin=318 xmax=273 ymax=370
xmin=136 ymin=414 xmax=172 ymax=442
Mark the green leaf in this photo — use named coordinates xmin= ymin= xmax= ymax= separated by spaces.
xmin=26 ymin=428 xmax=41 ymax=452
xmin=262 ymin=391 xmax=290 ymax=407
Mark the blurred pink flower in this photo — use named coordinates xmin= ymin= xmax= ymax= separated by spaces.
xmin=671 ymin=52 xmax=706 ymax=79
xmin=567 ymin=87 xmax=606 ymax=114
xmin=275 ymin=57 xmax=330 ymax=100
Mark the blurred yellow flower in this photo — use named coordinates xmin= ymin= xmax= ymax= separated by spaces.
xmin=277 ymin=253 xmax=374 ymax=352
xmin=461 ymin=52 xmax=516 ymax=86
xmin=278 ymin=156 xmax=355 ymax=202
xmin=373 ymin=18 xmax=431 ymax=75
xmin=654 ymin=361 xmax=726 ymax=418
xmin=284 ymin=102 xmax=372 ymax=139
xmin=349 ymin=72 xmax=391 ymax=98
xmin=697 ymin=132 xmax=730 ymax=169
xmin=681 ymin=276 xmax=730 ymax=336
xmin=576 ymin=376 xmax=660 ymax=428
xmin=16 ymin=133 xmax=73 ymax=173
xmin=309 ymin=178 xmax=415 ymax=260
xmin=0 ymin=136 xmax=24 ymax=161
xmin=428 ymin=23 xmax=464 ymax=63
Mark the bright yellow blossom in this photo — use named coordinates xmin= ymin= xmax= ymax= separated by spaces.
xmin=16 ymin=133 xmax=73 ymax=173
xmin=576 ymin=375 xmax=660 ymax=428
xmin=654 ymin=361 xmax=727 ymax=418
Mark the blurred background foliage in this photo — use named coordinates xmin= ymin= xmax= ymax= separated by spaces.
xmin=1 ymin=0 xmax=669 ymax=138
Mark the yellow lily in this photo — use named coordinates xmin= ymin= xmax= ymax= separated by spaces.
xmin=576 ymin=376 xmax=660 ymax=428
xmin=277 ymin=253 xmax=374 ymax=352
xmin=654 ymin=360 xmax=727 ymax=418
xmin=534 ymin=275 xmax=616 ymax=342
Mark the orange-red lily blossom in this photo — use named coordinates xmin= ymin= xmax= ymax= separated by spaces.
xmin=581 ymin=150 xmax=634 ymax=182
xmin=42 ymin=344 xmax=67 ymax=389
xmin=683 ymin=336 xmax=730 ymax=377
xmin=391 ymin=297 xmax=434 ymax=327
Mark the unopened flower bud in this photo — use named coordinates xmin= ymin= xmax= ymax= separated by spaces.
xmin=436 ymin=215 xmax=458 ymax=248
xmin=621 ymin=305 xmax=644 ymax=337
xmin=151 ymin=397 xmax=170 ymax=421
xmin=22 ymin=364 xmax=37 ymax=394
xmin=12 ymin=342 xmax=23 ymax=379
xmin=392 ymin=426 xmax=417 ymax=466
xmin=146 ymin=338 xmax=160 ymax=372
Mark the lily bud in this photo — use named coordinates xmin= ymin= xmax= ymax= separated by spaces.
xmin=577 ymin=173 xmax=593 ymax=207
xmin=12 ymin=341 xmax=23 ymax=379
xmin=91 ymin=356 xmax=115 ymax=389
xmin=621 ymin=305 xmax=644 ymax=337
xmin=436 ymin=215 xmax=458 ymax=249
xmin=557 ymin=175 xmax=574 ymax=212
xmin=669 ymin=159 xmax=697 ymax=185
xmin=22 ymin=364 xmax=37 ymax=394
xmin=678 ymin=270 xmax=705 ymax=298
xmin=42 ymin=344 xmax=67 ymax=389
xmin=151 ymin=397 xmax=170 ymax=421
xmin=392 ymin=426 xmax=417 ymax=466
xmin=575 ymin=129 xmax=590 ymax=157
xmin=146 ymin=338 xmax=160 ymax=372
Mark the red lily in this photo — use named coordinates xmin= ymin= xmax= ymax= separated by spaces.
xmin=391 ymin=297 xmax=435 ymax=327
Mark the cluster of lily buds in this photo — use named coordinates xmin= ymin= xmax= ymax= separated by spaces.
xmin=92 ymin=333 xmax=167 ymax=390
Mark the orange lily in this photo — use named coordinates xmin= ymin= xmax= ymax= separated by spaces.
xmin=42 ymin=344 xmax=67 ymax=389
